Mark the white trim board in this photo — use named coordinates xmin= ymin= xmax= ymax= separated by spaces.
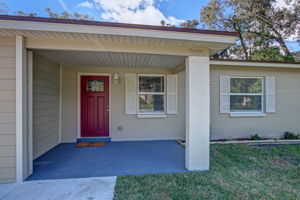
xmin=0 ymin=20 xmax=237 ymax=44
xmin=77 ymin=72 xmax=112 ymax=139
xmin=16 ymin=36 xmax=26 ymax=182
xmin=210 ymin=60 xmax=300 ymax=69
xmin=27 ymin=50 xmax=33 ymax=178
xmin=59 ymin=65 xmax=62 ymax=143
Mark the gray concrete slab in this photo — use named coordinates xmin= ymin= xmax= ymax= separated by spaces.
xmin=0 ymin=177 xmax=117 ymax=200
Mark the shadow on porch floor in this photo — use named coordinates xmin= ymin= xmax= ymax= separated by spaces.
xmin=26 ymin=140 xmax=187 ymax=181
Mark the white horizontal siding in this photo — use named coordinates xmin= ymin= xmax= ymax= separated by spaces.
xmin=33 ymin=54 xmax=60 ymax=159
xmin=0 ymin=37 xmax=16 ymax=184
xmin=0 ymin=168 xmax=16 ymax=183
xmin=0 ymin=146 xmax=15 ymax=157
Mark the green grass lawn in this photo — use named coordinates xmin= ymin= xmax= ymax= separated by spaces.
xmin=114 ymin=144 xmax=300 ymax=200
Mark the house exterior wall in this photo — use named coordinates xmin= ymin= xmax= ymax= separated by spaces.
xmin=61 ymin=64 xmax=300 ymax=142
xmin=61 ymin=66 xmax=185 ymax=142
xmin=32 ymin=54 xmax=60 ymax=159
xmin=210 ymin=65 xmax=300 ymax=140
xmin=0 ymin=37 xmax=16 ymax=184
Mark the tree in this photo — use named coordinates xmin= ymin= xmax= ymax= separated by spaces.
xmin=160 ymin=20 xmax=175 ymax=27
xmin=45 ymin=8 xmax=93 ymax=20
xmin=0 ymin=3 xmax=8 ymax=14
xmin=200 ymin=0 xmax=299 ymax=61
xmin=14 ymin=11 xmax=37 ymax=17
xmin=250 ymin=46 xmax=292 ymax=61
xmin=233 ymin=0 xmax=298 ymax=60
xmin=180 ymin=19 xmax=199 ymax=28
xmin=292 ymin=51 xmax=300 ymax=61
xmin=200 ymin=0 xmax=251 ymax=60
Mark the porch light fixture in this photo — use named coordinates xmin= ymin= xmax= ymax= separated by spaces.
xmin=113 ymin=73 xmax=119 ymax=85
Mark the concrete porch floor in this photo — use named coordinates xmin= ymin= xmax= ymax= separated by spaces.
xmin=26 ymin=140 xmax=187 ymax=181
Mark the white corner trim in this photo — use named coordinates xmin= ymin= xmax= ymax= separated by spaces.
xmin=16 ymin=36 xmax=25 ymax=183
xmin=77 ymin=72 xmax=112 ymax=139
xmin=137 ymin=114 xmax=167 ymax=119
xmin=27 ymin=50 xmax=33 ymax=177
xmin=59 ymin=65 xmax=62 ymax=143
xmin=230 ymin=113 xmax=266 ymax=117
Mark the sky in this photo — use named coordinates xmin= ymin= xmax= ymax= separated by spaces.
xmin=0 ymin=0 xmax=299 ymax=51
xmin=0 ymin=0 xmax=207 ymax=25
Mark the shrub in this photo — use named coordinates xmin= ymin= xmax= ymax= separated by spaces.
xmin=250 ymin=134 xmax=262 ymax=140
xmin=284 ymin=132 xmax=299 ymax=139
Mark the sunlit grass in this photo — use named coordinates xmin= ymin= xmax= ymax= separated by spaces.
xmin=114 ymin=144 xmax=300 ymax=200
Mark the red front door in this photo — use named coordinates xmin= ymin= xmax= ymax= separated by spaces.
xmin=81 ymin=76 xmax=109 ymax=137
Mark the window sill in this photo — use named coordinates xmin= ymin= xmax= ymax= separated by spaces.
xmin=137 ymin=114 xmax=167 ymax=119
xmin=229 ymin=113 xmax=266 ymax=117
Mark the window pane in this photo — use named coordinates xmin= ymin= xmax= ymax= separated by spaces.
xmin=139 ymin=94 xmax=164 ymax=113
xmin=87 ymin=80 xmax=104 ymax=92
xmin=230 ymin=95 xmax=262 ymax=112
xmin=230 ymin=78 xmax=262 ymax=93
xmin=139 ymin=76 xmax=164 ymax=92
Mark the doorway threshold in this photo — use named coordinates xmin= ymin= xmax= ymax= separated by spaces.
xmin=77 ymin=137 xmax=111 ymax=143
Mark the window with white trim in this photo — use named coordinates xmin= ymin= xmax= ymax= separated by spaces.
xmin=230 ymin=77 xmax=263 ymax=113
xmin=138 ymin=75 xmax=165 ymax=114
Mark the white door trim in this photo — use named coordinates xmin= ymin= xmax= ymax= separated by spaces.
xmin=77 ymin=72 xmax=112 ymax=139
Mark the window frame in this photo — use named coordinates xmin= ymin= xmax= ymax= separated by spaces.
xmin=229 ymin=76 xmax=264 ymax=114
xmin=137 ymin=74 xmax=166 ymax=115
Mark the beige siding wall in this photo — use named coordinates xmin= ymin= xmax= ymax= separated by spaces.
xmin=210 ymin=65 xmax=300 ymax=139
xmin=61 ymin=66 xmax=185 ymax=142
xmin=33 ymin=54 xmax=60 ymax=159
xmin=0 ymin=37 xmax=16 ymax=184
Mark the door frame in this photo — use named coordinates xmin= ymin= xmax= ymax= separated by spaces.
xmin=77 ymin=72 xmax=111 ymax=138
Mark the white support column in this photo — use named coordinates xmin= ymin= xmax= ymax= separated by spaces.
xmin=16 ymin=36 xmax=26 ymax=182
xmin=185 ymin=56 xmax=210 ymax=171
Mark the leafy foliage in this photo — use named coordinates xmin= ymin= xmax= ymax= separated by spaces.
xmin=284 ymin=132 xmax=300 ymax=139
xmin=14 ymin=11 xmax=37 ymax=17
xmin=250 ymin=134 xmax=262 ymax=140
xmin=160 ymin=20 xmax=175 ymax=27
xmin=200 ymin=0 xmax=299 ymax=61
xmin=0 ymin=2 xmax=8 ymax=14
xmin=250 ymin=46 xmax=295 ymax=61
xmin=0 ymin=3 xmax=93 ymax=20
xmin=44 ymin=8 xmax=93 ymax=20
xmin=180 ymin=19 xmax=199 ymax=29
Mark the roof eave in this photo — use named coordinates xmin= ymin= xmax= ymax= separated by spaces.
xmin=0 ymin=15 xmax=238 ymax=45
xmin=210 ymin=59 xmax=300 ymax=68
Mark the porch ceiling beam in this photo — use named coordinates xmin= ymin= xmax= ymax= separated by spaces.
xmin=25 ymin=37 xmax=209 ymax=57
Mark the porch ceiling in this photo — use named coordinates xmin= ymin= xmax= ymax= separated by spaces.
xmin=34 ymin=49 xmax=185 ymax=68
